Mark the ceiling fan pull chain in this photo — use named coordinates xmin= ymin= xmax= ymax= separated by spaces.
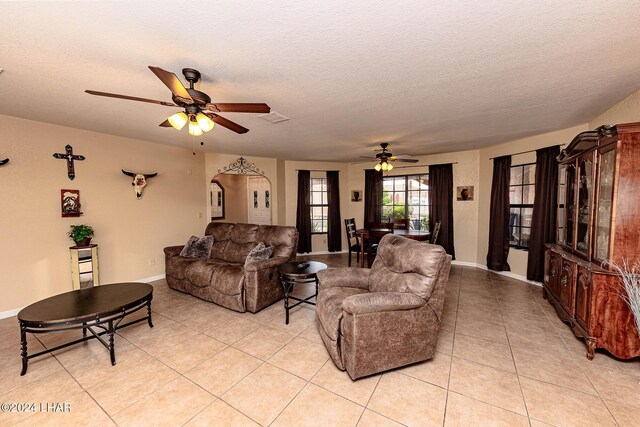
xmin=192 ymin=135 xmax=196 ymax=156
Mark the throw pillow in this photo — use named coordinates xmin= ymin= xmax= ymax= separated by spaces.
xmin=180 ymin=235 xmax=214 ymax=259
xmin=244 ymin=242 xmax=275 ymax=267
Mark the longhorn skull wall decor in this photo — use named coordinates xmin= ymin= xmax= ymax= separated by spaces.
xmin=122 ymin=170 xmax=158 ymax=199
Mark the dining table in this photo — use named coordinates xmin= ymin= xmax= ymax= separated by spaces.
xmin=356 ymin=228 xmax=431 ymax=267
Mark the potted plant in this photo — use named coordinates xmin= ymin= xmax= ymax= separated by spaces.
xmin=604 ymin=259 xmax=640 ymax=339
xmin=68 ymin=224 xmax=94 ymax=247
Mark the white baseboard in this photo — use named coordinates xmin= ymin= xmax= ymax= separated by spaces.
xmin=299 ymin=250 xmax=348 ymax=256
xmin=0 ymin=273 xmax=168 ymax=320
xmin=0 ymin=307 xmax=22 ymax=320
xmin=451 ymin=260 xmax=542 ymax=287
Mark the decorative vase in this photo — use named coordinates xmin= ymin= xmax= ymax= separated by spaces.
xmin=461 ymin=189 xmax=470 ymax=200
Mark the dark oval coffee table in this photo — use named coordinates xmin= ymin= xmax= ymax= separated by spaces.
xmin=278 ymin=261 xmax=327 ymax=324
xmin=17 ymin=283 xmax=153 ymax=375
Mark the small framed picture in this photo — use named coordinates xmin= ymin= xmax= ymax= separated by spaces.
xmin=351 ymin=190 xmax=362 ymax=202
xmin=61 ymin=189 xmax=82 ymax=217
xmin=456 ymin=186 xmax=474 ymax=201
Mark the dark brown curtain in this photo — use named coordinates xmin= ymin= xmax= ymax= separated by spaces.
xmin=364 ymin=169 xmax=382 ymax=227
xmin=527 ymin=146 xmax=560 ymax=281
xmin=326 ymin=171 xmax=342 ymax=252
xmin=296 ymin=170 xmax=312 ymax=253
xmin=428 ymin=164 xmax=455 ymax=258
xmin=486 ymin=156 xmax=511 ymax=271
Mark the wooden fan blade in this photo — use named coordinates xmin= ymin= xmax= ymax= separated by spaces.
xmin=85 ymin=90 xmax=177 ymax=106
xmin=148 ymin=66 xmax=193 ymax=104
xmin=393 ymin=158 xmax=419 ymax=163
xmin=205 ymin=103 xmax=270 ymax=113
xmin=205 ymin=113 xmax=249 ymax=134
xmin=159 ymin=119 xmax=172 ymax=127
xmin=359 ymin=155 xmax=376 ymax=159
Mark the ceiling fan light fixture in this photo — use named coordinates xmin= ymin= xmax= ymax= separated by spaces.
xmin=188 ymin=121 xmax=203 ymax=136
xmin=168 ymin=112 xmax=188 ymax=130
xmin=196 ymin=113 xmax=215 ymax=132
xmin=375 ymin=163 xmax=382 ymax=172
xmin=387 ymin=163 xmax=394 ymax=171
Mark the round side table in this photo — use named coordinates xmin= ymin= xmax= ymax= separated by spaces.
xmin=277 ymin=261 xmax=327 ymax=324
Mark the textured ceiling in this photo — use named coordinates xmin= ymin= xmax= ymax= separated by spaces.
xmin=1 ymin=1 xmax=640 ymax=161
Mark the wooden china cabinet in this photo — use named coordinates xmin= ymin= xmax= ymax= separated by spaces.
xmin=544 ymin=122 xmax=640 ymax=360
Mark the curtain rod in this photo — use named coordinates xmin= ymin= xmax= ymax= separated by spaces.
xmin=295 ymin=169 xmax=339 ymax=172
xmin=489 ymin=144 xmax=564 ymax=160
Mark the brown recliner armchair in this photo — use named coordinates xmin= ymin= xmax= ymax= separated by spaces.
xmin=316 ymin=234 xmax=452 ymax=379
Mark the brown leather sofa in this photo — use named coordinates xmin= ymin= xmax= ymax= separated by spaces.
xmin=316 ymin=234 xmax=451 ymax=379
xmin=164 ymin=222 xmax=298 ymax=313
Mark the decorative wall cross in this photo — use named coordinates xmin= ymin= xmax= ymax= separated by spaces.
xmin=53 ymin=145 xmax=85 ymax=180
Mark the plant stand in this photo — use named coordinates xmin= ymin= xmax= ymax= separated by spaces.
xmin=70 ymin=244 xmax=99 ymax=290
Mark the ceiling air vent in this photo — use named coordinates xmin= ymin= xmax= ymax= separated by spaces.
xmin=259 ymin=111 xmax=290 ymax=124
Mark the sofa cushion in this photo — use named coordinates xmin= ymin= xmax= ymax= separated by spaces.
xmin=180 ymin=235 xmax=214 ymax=259
xmin=166 ymin=256 xmax=199 ymax=280
xmin=316 ymin=287 xmax=369 ymax=340
xmin=210 ymin=262 xmax=246 ymax=295
xmin=256 ymin=225 xmax=298 ymax=259
xmin=369 ymin=234 xmax=447 ymax=299
xmin=244 ymin=242 xmax=274 ymax=267
xmin=230 ymin=223 xmax=259 ymax=243
xmin=222 ymin=241 xmax=258 ymax=263
xmin=209 ymin=241 xmax=229 ymax=260
xmin=205 ymin=222 xmax=234 ymax=241
xmin=185 ymin=260 xmax=215 ymax=287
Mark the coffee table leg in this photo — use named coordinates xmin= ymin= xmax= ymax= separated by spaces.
xmin=20 ymin=324 xmax=28 ymax=376
xmin=147 ymin=300 xmax=154 ymax=328
xmin=280 ymin=274 xmax=290 ymax=325
xmin=107 ymin=320 xmax=116 ymax=366
xmin=82 ymin=322 xmax=87 ymax=337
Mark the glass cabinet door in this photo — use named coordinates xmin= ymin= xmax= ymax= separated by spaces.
xmin=575 ymin=155 xmax=593 ymax=255
xmin=565 ymin=164 xmax=576 ymax=247
xmin=557 ymin=164 xmax=566 ymax=244
xmin=595 ymin=148 xmax=615 ymax=261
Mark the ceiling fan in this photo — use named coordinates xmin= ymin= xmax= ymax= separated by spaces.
xmin=86 ymin=66 xmax=270 ymax=135
xmin=360 ymin=143 xmax=419 ymax=171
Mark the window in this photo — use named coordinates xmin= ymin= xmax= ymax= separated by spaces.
xmin=382 ymin=174 xmax=429 ymax=230
xmin=509 ymin=163 xmax=535 ymax=249
xmin=310 ymin=178 xmax=328 ymax=233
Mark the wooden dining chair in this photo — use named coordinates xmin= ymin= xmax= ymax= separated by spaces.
xmin=431 ymin=221 xmax=442 ymax=244
xmin=344 ymin=218 xmax=361 ymax=267
xmin=367 ymin=227 xmax=393 ymax=267
xmin=392 ymin=217 xmax=410 ymax=230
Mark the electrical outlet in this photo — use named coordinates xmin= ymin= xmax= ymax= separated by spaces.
xmin=149 ymin=258 xmax=156 ymax=266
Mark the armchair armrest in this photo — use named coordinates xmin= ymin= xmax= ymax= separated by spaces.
xmin=244 ymin=256 xmax=289 ymax=272
xmin=164 ymin=245 xmax=184 ymax=258
xmin=317 ymin=268 xmax=370 ymax=290
xmin=342 ymin=292 xmax=425 ymax=315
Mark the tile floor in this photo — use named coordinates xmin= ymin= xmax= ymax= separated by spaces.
xmin=0 ymin=254 xmax=639 ymax=426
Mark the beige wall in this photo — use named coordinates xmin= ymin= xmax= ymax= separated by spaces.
xmin=211 ymin=174 xmax=249 ymax=223
xmin=346 ymin=150 xmax=480 ymax=264
xmin=0 ymin=115 xmax=206 ymax=313
xmin=589 ymin=88 xmax=640 ymax=128
xmin=476 ymin=124 xmax=589 ymax=277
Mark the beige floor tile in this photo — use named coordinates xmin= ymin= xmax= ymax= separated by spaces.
xmin=503 ymin=313 xmax=558 ymax=336
xmin=507 ymin=328 xmax=571 ymax=356
xmin=0 ymin=350 xmax=62 ymax=396
xmin=605 ymin=399 xmax=640 ymax=427
xmin=203 ymin=317 xmax=261 ymax=345
xmin=185 ymin=347 xmax=262 ymax=396
xmin=178 ymin=306 xmax=239 ymax=332
xmin=356 ymin=409 xmax=404 ymax=427
xmin=398 ymin=351 xmax=451 ymax=388
xmin=298 ymin=324 xmax=324 ymax=344
xmin=520 ymin=376 xmax=616 ymax=426
xmin=184 ymin=399 xmax=260 ymax=427
xmin=368 ymin=372 xmax=447 ymax=427
xmin=452 ymin=334 xmax=515 ymax=372
xmin=273 ymin=383 xmax=364 ymax=427
xmin=113 ymin=377 xmax=215 ymax=426
xmin=233 ymin=326 xmax=295 ymax=360
xmin=455 ymin=318 xmax=508 ymax=344
xmin=584 ymin=365 xmax=640 ymax=409
xmin=268 ymin=337 xmax=329 ymax=380
xmin=449 ymin=357 xmax=526 ymax=415
xmin=456 ymin=306 xmax=504 ymax=325
xmin=85 ymin=357 xmax=178 ymax=416
xmin=15 ymin=390 xmax=110 ymax=427
xmin=444 ymin=392 xmax=529 ymax=427
xmin=222 ymin=363 xmax=306 ymax=426
xmin=436 ymin=328 xmax=454 ymax=354
xmin=511 ymin=346 xmax=596 ymax=395
xmin=119 ymin=318 xmax=198 ymax=356
xmin=311 ymin=361 xmax=380 ymax=406
xmin=155 ymin=334 xmax=227 ymax=373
